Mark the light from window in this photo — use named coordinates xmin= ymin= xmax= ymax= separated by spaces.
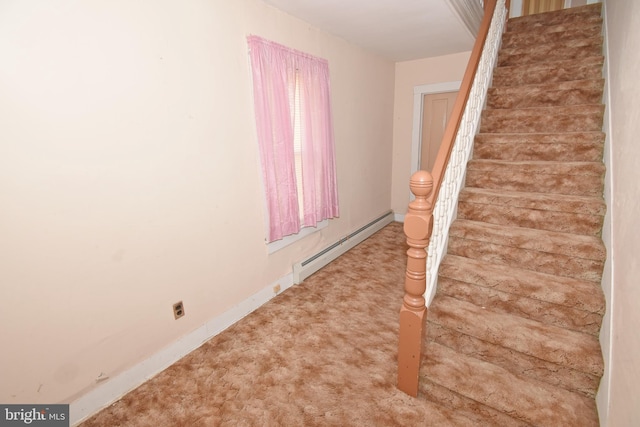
xmin=290 ymin=73 xmax=304 ymax=221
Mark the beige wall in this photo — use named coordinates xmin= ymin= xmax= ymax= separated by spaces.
xmin=390 ymin=52 xmax=470 ymax=214
xmin=598 ymin=0 xmax=640 ymax=424
xmin=0 ymin=0 xmax=394 ymax=405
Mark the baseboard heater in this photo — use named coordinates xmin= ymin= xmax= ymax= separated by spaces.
xmin=292 ymin=210 xmax=394 ymax=284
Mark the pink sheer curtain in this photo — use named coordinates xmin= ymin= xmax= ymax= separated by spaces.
xmin=247 ymin=36 xmax=339 ymax=242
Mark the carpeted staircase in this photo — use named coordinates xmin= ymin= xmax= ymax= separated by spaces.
xmin=420 ymin=4 xmax=606 ymax=426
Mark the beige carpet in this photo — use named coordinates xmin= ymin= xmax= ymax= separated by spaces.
xmin=81 ymin=222 xmax=478 ymax=426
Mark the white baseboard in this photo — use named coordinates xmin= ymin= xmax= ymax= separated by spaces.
xmin=394 ymin=213 xmax=405 ymax=223
xmin=292 ymin=211 xmax=393 ymax=284
xmin=70 ymin=273 xmax=294 ymax=426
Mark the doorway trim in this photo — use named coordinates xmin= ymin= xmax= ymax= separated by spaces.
xmin=410 ymin=81 xmax=461 ymax=177
xmin=510 ymin=0 xmax=598 ymax=18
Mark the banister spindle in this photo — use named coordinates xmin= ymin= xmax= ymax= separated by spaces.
xmin=397 ymin=170 xmax=433 ymax=397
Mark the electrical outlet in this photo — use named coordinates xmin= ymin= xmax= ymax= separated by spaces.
xmin=173 ymin=301 xmax=185 ymax=319
xmin=273 ymin=284 xmax=281 ymax=294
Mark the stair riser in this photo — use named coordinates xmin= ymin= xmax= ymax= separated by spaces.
xmin=447 ymin=236 xmax=604 ymax=282
xmin=486 ymin=80 xmax=603 ymax=109
xmin=498 ymin=42 xmax=602 ymax=67
xmin=457 ymin=201 xmax=603 ymax=236
xmin=492 ymin=57 xmax=604 ymax=87
xmin=480 ymin=110 xmax=603 ymax=134
xmin=502 ymin=22 xmax=602 ymax=49
xmin=473 ymin=140 xmax=604 ymax=162
xmin=427 ymin=322 xmax=601 ymax=399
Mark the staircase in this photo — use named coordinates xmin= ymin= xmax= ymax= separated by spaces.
xmin=420 ymin=4 xmax=606 ymax=425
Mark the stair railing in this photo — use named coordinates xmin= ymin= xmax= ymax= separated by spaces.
xmin=397 ymin=0 xmax=509 ymax=397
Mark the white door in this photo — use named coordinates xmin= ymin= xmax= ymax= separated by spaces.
xmin=420 ymin=91 xmax=458 ymax=172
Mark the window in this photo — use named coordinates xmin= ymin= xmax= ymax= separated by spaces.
xmin=247 ymin=36 xmax=339 ymax=243
xmin=290 ymin=73 xmax=304 ymax=221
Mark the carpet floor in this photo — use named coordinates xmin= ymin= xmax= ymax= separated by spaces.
xmin=80 ymin=222 xmax=477 ymax=426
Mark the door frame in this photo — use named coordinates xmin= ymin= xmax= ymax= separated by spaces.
xmin=410 ymin=81 xmax=461 ymax=177
xmin=510 ymin=0 xmax=599 ymax=18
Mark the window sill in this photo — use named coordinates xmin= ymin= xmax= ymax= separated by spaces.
xmin=267 ymin=220 xmax=328 ymax=254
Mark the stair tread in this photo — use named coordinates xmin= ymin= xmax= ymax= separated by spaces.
xmin=457 ymin=202 xmax=604 ymax=236
xmin=492 ymin=56 xmax=604 ymax=87
xmin=465 ymin=159 xmax=605 ymax=198
xmin=497 ymin=37 xmax=602 ymax=67
xmin=447 ymin=236 xmax=605 ymax=282
xmin=506 ymin=3 xmax=602 ymax=31
xmin=438 ymin=255 xmax=605 ymax=336
xmin=486 ymin=78 xmax=603 ymax=109
xmin=439 ymin=254 xmax=604 ymax=313
xmin=437 ymin=275 xmax=604 ymax=336
xmin=488 ymin=77 xmax=603 ymax=93
xmin=459 ymin=187 xmax=605 ymax=215
xmin=447 ymin=219 xmax=605 ymax=282
xmin=467 ymin=159 xmax=605 ymax=176
xmin=458 ymin=187 xmax=605 ymax=236
xmin=493 ymin=55 xmax=604 ymax=74
xmin=423 ymin=341 xmax=600 ymax=426
xmin=509 ymin=2 xmax=601 ymax=19
xmin=480 ymin=104 xmax=605 ymax=133
xmin=483 ymin=103 xmax=603 ymax=114
xmin=428 ymin=295 xmax=603 ymax=377
xmin=476 ymin=131 xmax=605 ymax=143
xmin=474 ymin=132 xmax=605 ymax=162
xmin=427 ymin=322 xmax=602 ymax=399
xmin=448 ymin=219 xmax=605 ymax=260
xmin=398 ymin=397 xmax=481 ymax=427
xmin=502 ymin=20 xmax=602 ymax=48
xmin=499 ymin=35 xmax=602 ymax=57
xmin=419 ymin=377 xmax=530 ymax=426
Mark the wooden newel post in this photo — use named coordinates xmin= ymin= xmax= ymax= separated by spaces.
xmin=397 ymin=170 xmax=434 ymax=397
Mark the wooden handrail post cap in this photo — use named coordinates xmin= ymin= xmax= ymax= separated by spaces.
xmin=410 ymin=170 xmax=434 ymax=200
xmin=404 ymin=170 xmax=434 ymax=244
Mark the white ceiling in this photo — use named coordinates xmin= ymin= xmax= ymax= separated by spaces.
xmin=261 ymin=0 xmax=475 ymax=62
